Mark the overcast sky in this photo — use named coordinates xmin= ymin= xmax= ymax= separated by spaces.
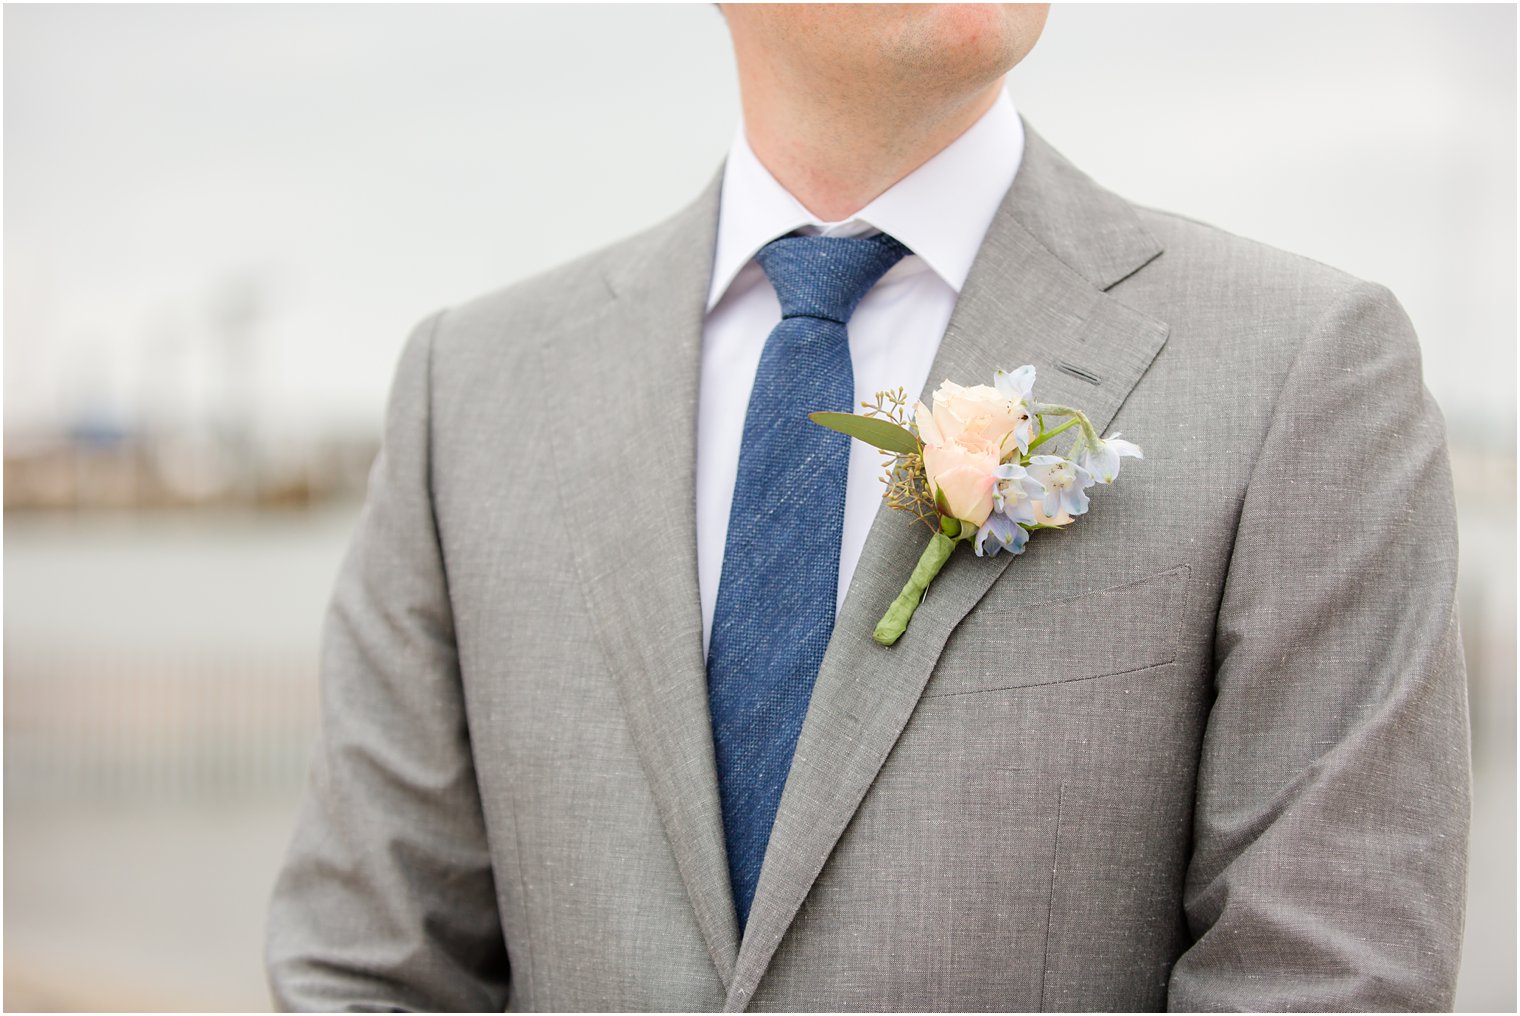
xmin=5 ymin=4 xmax=1514 ymax=446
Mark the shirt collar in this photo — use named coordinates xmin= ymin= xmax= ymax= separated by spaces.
xmin=706 ymin=89 xmax=1026 ymax=312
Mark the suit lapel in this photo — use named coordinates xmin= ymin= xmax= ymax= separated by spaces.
xmin=724 ymin=126 xmax=1172 ymax=1010
xmin=544 ymin=169 xmax=743 ymax=986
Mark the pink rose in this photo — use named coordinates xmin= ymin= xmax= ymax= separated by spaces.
xmin=922 ymin=434 xmax=1001 ymax=526
xmin=914 ymin=380 xmax=1031 ymax=457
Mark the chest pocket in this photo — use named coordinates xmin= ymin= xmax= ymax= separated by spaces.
xmin=922 ymin=563 xmax=1191 ymax=698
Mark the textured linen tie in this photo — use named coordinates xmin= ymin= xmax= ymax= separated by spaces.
xmin=706 ymin=230 xmax=910 ymax=930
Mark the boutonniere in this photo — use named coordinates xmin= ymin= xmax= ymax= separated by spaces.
xmin=811 ymin=366 xmax=1141 ymax=646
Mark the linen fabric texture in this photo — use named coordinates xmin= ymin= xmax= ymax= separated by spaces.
xmin=265 ymin=124 xmax=1471 ymax=1012
xmin=707 ymin=231 xmax=910 ymax=930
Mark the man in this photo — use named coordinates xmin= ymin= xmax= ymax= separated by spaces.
xmin=267 ymin=5 xmax=1470 ymax=1010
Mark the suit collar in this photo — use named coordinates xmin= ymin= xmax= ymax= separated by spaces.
xmin=1002 ymin=122 xmax=1164 ymax=290
xmin=600 ymin=122 xmax=1160 ymax=311
xmin=706 ymin=90 xmax=1027 ymax=308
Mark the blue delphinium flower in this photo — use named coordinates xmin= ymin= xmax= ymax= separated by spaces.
xmin=1076 ymin=432 xmax=1143 ymax=484
xmin=973 ymin=462 xmax=1045 ymax=557
xmin=994 ymin=365 xmax=1036 ymax=403
xmin=974 ymin=511 xmax=1029 ymax=557
xmin=991 ymin=461 xmax=1044 ymax=518
xmin=991 ymin=366 xmax=1038 ymax=455
xmin=1026 ymin=454 xmax=1095 ymax=519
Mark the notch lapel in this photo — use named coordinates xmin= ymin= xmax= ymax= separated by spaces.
xmin=543 ymin=169 xmax=743 ymax=986
xmin=724 ymin=127 xmax=1172 ymax=1010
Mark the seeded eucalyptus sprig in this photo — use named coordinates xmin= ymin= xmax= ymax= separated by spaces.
xmin=859 ymin=387 xmax=938 ymax=532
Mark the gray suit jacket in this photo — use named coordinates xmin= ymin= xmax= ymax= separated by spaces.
xmin=266 ymin=125 xmax=1470 ymax=1011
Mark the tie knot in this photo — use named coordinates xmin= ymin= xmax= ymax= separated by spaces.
xmin=753 ymin=231 xmax=911 ymax=325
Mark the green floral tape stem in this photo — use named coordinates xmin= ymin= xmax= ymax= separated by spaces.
xmin=873 ymin=517 xmax=966 ymax=646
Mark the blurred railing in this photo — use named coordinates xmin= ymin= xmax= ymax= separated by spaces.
xmin=4 ymin=649 xmax=319 ymax=804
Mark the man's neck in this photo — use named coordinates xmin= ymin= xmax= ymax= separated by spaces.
xmin=738 ymin=80 xmax=1006 ymax=223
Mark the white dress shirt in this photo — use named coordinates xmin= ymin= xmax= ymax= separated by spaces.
xmin=697 ymin=89 xmax=1026 ymax=654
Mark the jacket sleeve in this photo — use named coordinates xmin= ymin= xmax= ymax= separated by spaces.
xmin=1168 ymin=282 xmax=1471 ymax=1010
xmin=265 ymin=312 xmax=511 ymax=1011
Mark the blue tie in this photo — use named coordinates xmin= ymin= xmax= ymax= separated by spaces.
xmin=707 ymin=230 xmax=910 ymax=930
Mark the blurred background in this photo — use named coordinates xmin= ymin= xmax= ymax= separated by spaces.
xmin=4 ymin=4 xmax=1514 ymax=1010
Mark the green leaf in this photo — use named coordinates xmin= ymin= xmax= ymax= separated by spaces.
xmin=807 ymin=412 xmax=920 ymax=455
